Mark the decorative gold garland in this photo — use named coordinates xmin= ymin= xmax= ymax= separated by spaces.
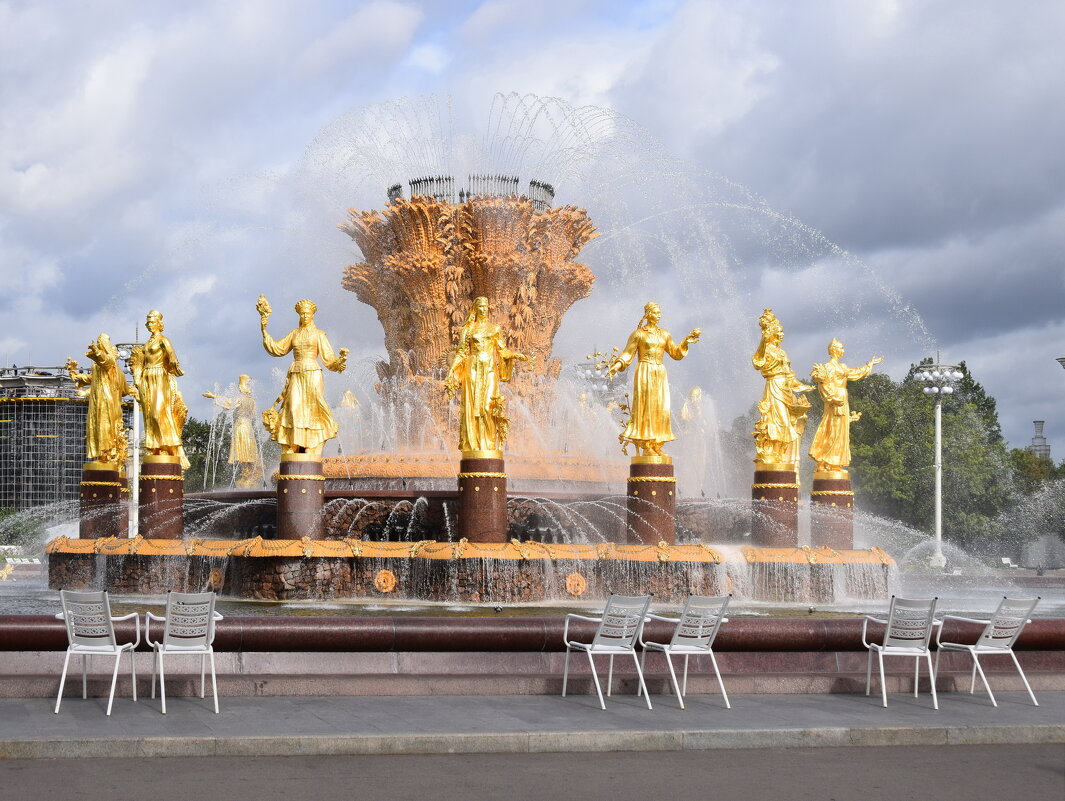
xmin=627 ymin=476 xmax=677 ymax=483
xmin=811 ymin=490 xmax=854 ymax=496
xmin=457 ymin=472 xmax=507 ymax=479
xmin=277 ymin=474 xmax=326 ymax=481
xmin=752 ymin=482 xmax=798 ymax=489
xmin=140 ymin=475 xmax=184 ymax=481
xmin=79 ymin=480 xmax=122 ymax=488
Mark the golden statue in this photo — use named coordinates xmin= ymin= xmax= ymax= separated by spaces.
xmin=751 ymin=309 xmax=812 ymax=467
xmin=258 ymin=296 xmax=348 ymax=456
xmin=606 ymin=301 xmax=700 ymax=458
xmin=809 ymin=339 xmax=882 ymax=473
xmin=66 ymin=333 xmax=133 ymax=467
xmin=444 ymin=296 xmax=527 ymax=457
xmin=129 ymin=310 xmax=189 ymax=468
xmin=203 ymin=374 xmax=261 ymax=487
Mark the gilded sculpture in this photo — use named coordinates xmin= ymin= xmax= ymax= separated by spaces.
xmin=606 ymin=302 xmax=700 ymax=458
xmin=66 ymin=333 xmax=132 ymax=467
xmin=751 ymin=309 xmax=812 ymax=467
xmin=258 ymin=296 xmax=348 ymax=456
xmin=444 ymin=296 xmax=527 ymax=457
xmin=203 ymin=374 xmax=262 ymax=487
xmin=129 ymin=310 xmax=189 ymax=468
xmin=809 ymin=339 xmax=882 ymax=474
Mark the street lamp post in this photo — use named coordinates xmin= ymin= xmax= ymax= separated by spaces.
xmin=115 ymin=342 xmax=140 ymax=538
xmin=914 ymin=360 xmax=964 ymax=569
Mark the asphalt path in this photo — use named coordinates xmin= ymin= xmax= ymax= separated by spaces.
xmin=1 ymin=745 xmax=1062 ymax=801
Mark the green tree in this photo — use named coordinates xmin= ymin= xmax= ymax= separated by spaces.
xmin=182 ymin=416 xmax=230 ymax=491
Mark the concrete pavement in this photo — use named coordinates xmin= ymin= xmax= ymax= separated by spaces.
xmin=2 ymin=690 xmax=1062 ymax=760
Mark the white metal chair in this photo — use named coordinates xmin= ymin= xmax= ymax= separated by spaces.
xmin=562 ymin=594 xmax=653 ymax=710
xmin=862 ymin=596 xmax=939 ymax=709
xmin=145 ymin=591 xmax=223 ymax=714
xmin=55 ymin=589 xmax=140 ymax=716
xmin=639 ymin=594 xmax=731 ymax=709
xmin=934 ymin=596 xmax=1040 ymax=707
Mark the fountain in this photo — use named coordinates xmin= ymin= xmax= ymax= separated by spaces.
xmin=41 ymin=94 xmax=904 ymax=605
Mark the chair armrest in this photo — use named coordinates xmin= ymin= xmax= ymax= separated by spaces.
xmin=563 ymin=613 xmax=601 ymax=644
xmin=861 ymin=615 xmax=886 ymax=648
xmin=213 ymin=612 xmax=224 ymax=621
xmin=144 ymin=611 xmax=165 ymax=647
xmin=940 ymin=614 xmax=984 ymax=625
xmin=54 ymin=612 xmax=65 ymax=620
xmin=646 ymin=613 xmax=678 ymax=623
xmin=721 ymin=617 xmax=729 ymax=624
xmin=111 ymin=612 xmax=141 ymax=648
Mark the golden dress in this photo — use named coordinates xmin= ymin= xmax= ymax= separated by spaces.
xmin=136 ymin=335 xmax=188 ymax=457
xmin=72 ymin=346 xmax=131 ymax=464
xmin=752 ymin=342 xmax=808 ymax=462
xmin=613 ymin=326 xmax=690 ymax=448
xmin=448 ymin=322 xmax=518 ymax=453
xmin=262 ymin=324 xmax=341 ymax=451
xmin=228 ymin=393 xmax=258 ymax=464
xmin=808 ymin=359 xmax=874 ymax=469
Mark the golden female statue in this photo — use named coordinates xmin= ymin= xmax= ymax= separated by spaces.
xmin=66 ymin=333 xmax=132 ymax=466
xmin=809 ymin=339 xmax=882 ymax=473
xmin=203 ymin=374 xmax=261 ymax=487
xmin=607 ymin=301 xmax=700 ymax=458
xmin=258 ymin=296 xmax=348 ymax=456
xmin=751 ymin=309 xmax=812 ymax=466
xmin=129 ymin=310 xmax=189 ymax=467
xmin=444 ymin=296 xmax=527 ymax=456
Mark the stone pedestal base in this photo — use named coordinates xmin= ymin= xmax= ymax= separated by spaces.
xmin=79 ymin=462 xmax=126 ymax=540
xmin=751 ymin=464 xmax=799 ymax=547
xmin=139 ymin=455 xmax=183 ymax=540
xmin=277 ymin=454 xmax=326 ymax=540
xmin=810 ymin=471 xmax=854 ymax=550
xmin=627 ymin=457 xmax=676 ymax=545
xmin=457 ymin=456 xmax=508 ymax=543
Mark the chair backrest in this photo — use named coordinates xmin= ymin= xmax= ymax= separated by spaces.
xmin=976 ymin=597 xmax=1039 ymax=649
xmin=670 ymin=594 xmax=729 ymax=649
xmin=59 ymin=589 xmax=116 ymax=648
xmin=883 ymin=596 xmax=937 ymax=649
xmin=591 ymin=594 xmax=652 ymax=649
xmin=162 ymin=591 xmax=218 ymax=648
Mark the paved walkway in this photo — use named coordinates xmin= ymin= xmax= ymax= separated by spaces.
xmin=2 ymin=690 xmax=1062 ymax=759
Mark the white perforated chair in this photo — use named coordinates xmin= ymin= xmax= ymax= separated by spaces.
xmin=55 ymin=589 xmax=140 ymax=716
xmin=562 ymin=594 xmax=653 ymax=710
xmin=639 ymin=594 xmax=731 ymax=709
xmin=145 ymin=591 xmax=223 ymax=714
xmin=934 ymin=596 xmax=1040 ymax=707
xmin=862 ymin=596 xmax=939 ymax=709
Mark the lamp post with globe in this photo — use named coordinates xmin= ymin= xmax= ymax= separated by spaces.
xmin=914 ymin=360 xmax=965 ymax=569
xmin=114 ymin=341 xmax=141 ymax=537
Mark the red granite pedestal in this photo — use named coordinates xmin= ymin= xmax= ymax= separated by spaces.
xmin=139 ymin=455 xmax=183 ymax=540
xmin=457 ymin=455 xmax=508 ymax=543
xmin=277 ymin=454 xmax=326 ymax=540
xmin=810 ymin=471 xmax=854 ymax=550
xmin=751 ymin=463 xmax=799 ymax=547
xmin=78 ymin=462 xmax=126 ymax=540
xmin=627 ymin=457 xmax=676 ymax=545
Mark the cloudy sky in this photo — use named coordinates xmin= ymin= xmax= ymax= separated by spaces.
xmin=2 ymin=0 xmax=1064 ymax=463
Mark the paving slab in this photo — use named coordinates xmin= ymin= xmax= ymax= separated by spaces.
xmin=0 ymin=690 xmax=1062 ymax=759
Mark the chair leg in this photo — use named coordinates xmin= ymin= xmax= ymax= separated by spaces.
xmin=926 ymin=652 xmax=938 ymax=710
xmin=631 ymin=652 xmax=652 ymax=710
xmin=1009 ymin=650 xmax=1038 ymax=706
xmin=971 ymin=653 xmax=995 ymax=707
xmin=709 ymin=650 xmax=730 ymax=709
xmin=877 ymin=651 xmax=887 ymax=707
xmin=865 ymin=648 xmax=873 ymax=696
xmin=200 ymin=654 xmax=206 ymax=699
xmin=81 ymin=654 xmax=88 ymax=699
xmin=970 ymin=658 xmax=978 ymax=694
xmin=209 ymin=651 xmax=219 ymax=714
xmin=106 ymin=652 xmax=122 ymax=716
xmin=663 ymin=652 xmax=683 ymax=709
xmin=933 ymin=648 xmax=942 ymax=689
xmin=130 ymin=647 xmax=137 ymax=703
xmin=55 ymin=651 xmax=72 ymax=714
xmin=562 ymin=647 xmax=571 ymax=698
xmin=638 ymin=649 xmax=647 ymax=697
xmin=151 ymin=648 xmax=157 ymax=699
xmin=914 ymin=657 xmax=919 ymax=697
xmin=606 ymin=654 xmax=614 ymax=697
xmin=682 ymin=654 xmax=690 ymax=697
xmin=158 ymin=651 xmax=167 ymax=715
xmin=586 ymin=651 xmax=605 ymax=710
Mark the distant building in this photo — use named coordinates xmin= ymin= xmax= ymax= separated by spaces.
xmin=1029 ymin=420 xmax=1051 ymax=460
